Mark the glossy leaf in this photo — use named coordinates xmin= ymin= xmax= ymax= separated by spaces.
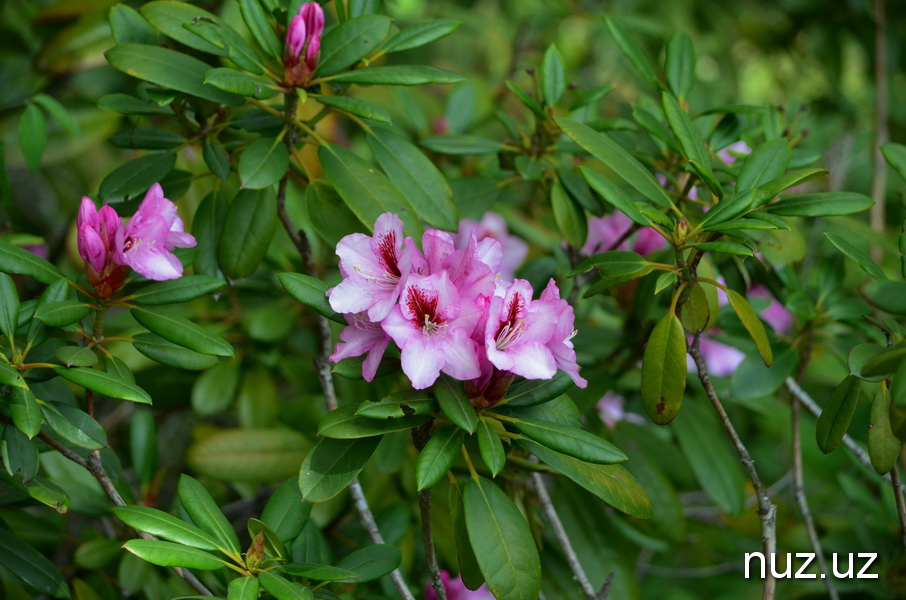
xmin=53 ymin=366 xmax=151 ymax=404
xmin=698 ymin=190 xmax=757 ymax=229
xmin=540 ymin=44 xmax=565 ymax=106
xmin=0 ymin=240 xmax=64 ymax=283
xmin=34 ymin=301 xmax=89 ymax=327
xmin=551 ymin=179 xmax=587 ymax=248
xmin=317 ymin=15 xmax=391 ymax=77
xmin=177 ymin=474 xmax=241 ymax=553
xmin=881 ymin=142 xmax=906 ymax=182
xmin=570 ymin=250 xmax=648 ymax=277
xmin=580 ymin=168 xmax=651 ymax=226
xmin=725 ymin=288 xmax=773 ymax=366
xmin=131 ymin=307 xmax=232 ymax=357
xmin=317 ymin=96 xmax=392 ymax=124
xmin=228 ymin=577 xmax=260 ymax=600
xmin=261 ymin=478 xmax=311 ymax=543
xmin=477 ymin=419 xmax=506 ymax=476
xmin=132 ymin=275 xmax=226 ymax=305
xmin=381 ymin=19 xmax=460 ymax=53
xmin=219 ymin=188 xmax=277 ymax=279
xmin=40 ymin=403 xmax=107 ymax=450
xmin=318 ymin=404 xmax=428 ymax=438
xmin=510 ymin=417 xmax=626 ymax=464
xmin=132 ymin=333 xmax=219 ymax=370
xmin=419 ymin=135 xmax=504 ymax=155
xmin=815 ymin=375 xmax=862 ymax=454
xmin=193 ymin=190 xmax=228 ymax=278
xmin=434 ymin=374 xmax=478 ymax=433
xmin=97 ymin=93 xmax=171 ymax=115
xmin=10 ymin=387 xmax=41 ymax=438
xmin=502 ymin=372 xmax=574 ymax=408
xmin=204 ymin=68 xmax=276 ymax=99
xmin=109 ymin=128 xmax=183 ymax=150
xmin=868 ymin=384 xmax=900 ymax=475
xmin=98 ymin=152 xmax=176 ymax=202
xmin=767 ymin=192 xmax=874 ymax=217
xmin=824 ymin=232 xmax=886 ymax=281
xmin=665 ymin=32 xmax=694 ymax=98
xmin=0 ymin=523 xmax=70 ymax=597
xmin=335 ymin=544 xmax=402 ymax=582
xmin=187 ymin=428 xmax=308 ymax=482
xmin=736 ymin=138 xmax=791 ymax=194
xmin=276 ymin=273 xmax=344 ymax=324
xmin=239 ymin=0 xmax=282 ymax=60
xmin=640 ymin=313 xmax=686 ymax=425
xmin=280 ymin=563 xmax=358 ymax=582
xmin=680 ymin=283 xmax=710 ymax=333
xmin=0 ymin=273 xmax=19 ymax=339
xmin=864 ymin=280 xmax=906 ymax=315
xmin=416 ymin=427 xmax=465 ymax=490
xmin=325 ymin=66 xmax=464 ymax=86
xmin=122 ymin=539 xmax=226 ymax=570
xmin=18 ymin=104 xmax=46 ymax=172
xmin=862 ymin=343 xmax=906 ymax=378
xmin=662 ymin=92 xmax=722 ymax=197
xmin=239 ymin=136 xmax=288 ymax=189
xmin=603 ymin=16 xmax=659 ymax=87
xmin=203 ymin=140 xmax=230 ymax=180
xmin=114 ymin=506 xmax=220 ymax=550
xmin=298 ymin=436 xmax=380 ymax=502
xmin=55 ymin=346 xmax=98 ymax=368
xmin=355 ymin=390 xmax=437 ymax=419
xmin=3 ymin=426 xmax=37 ymax=482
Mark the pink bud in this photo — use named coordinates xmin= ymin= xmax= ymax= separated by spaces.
xmin=284 ymin=2 xmax=324 ymax=87
xmin=301 ymin=2 xmax=324 ymax=38
xmin=286 ymin=14 xmax=307 ymax=58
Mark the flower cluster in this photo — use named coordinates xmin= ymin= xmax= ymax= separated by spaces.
xmin=77 ymin=183 xmax=195 ymax=297
xmin=328 ymin=213 xmax=587 ymax=400
xmin=284 ymin=2 xmax=324 ymax=87
xmin=582 ymin=211 xmax=665 ymax=257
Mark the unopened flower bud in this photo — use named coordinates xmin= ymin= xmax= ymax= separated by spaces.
xmin=284 ymin=2 xmax=324 ymax=87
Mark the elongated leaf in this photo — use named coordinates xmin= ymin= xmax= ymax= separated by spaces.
xmin=698 ymin=190 xmax=756 ymax=229
xmin=317 ymin=96 xmax=391 ymax=124
xmin=53 ymin=366 xmax=151 ymax=404
xmin=640 ymin=314 xmax=686 ymax=425
xmin=3 ymin=426 xmax=37 ymax=482
xmin=434 ymin=375 xmax=478 ymax=433
xmin=318 ymin=404 xmax=427 ymax=438
xmin=756 ymin=168 xmax=828 ymax=205
xmin=824 ymin=232 xmax=887 ymax=281
xmin=98 ymin=93 xmax=171 ymax=115
xmin=665 ymin=32 xmax=694 ymax=98
xmin=736 ymin=138 xmax=791 ymax=194
xmin=123 ymin=539 xmax=226 ymax=570
xmin=276 ymin=272 xmax=344 ymax=323
xmin=40 ymin=403 xmax=107 ymax=450
xmin=229 ymin=577 xmax=260 ymax=600
xmin=551 ymin=179 xmax=587 ymax=248
xmin=55 ymin=346 xmax=98 ymax=368
xmin=865 ymin=280 xmax=906 ymax=316
xmin=603 ymin=16 xmax=659 ymax=87
xmin=141 ymin=1 xmax=222 ymax=53
xmin=662 ymin=92 xmax=722 ymax=197
xmin=725 ymin=288 xmax=772 ymax=366
xmin=99 ymin=152 xmax=176 ymax=202
xmin=317 ymin=15 xmax=391 ymax=77
xmin=420 ymin=135 xmax=504 ymax=155
xmin=185 ymin=19 xmax=265 ymax=74
xmin=580 ymin=168 xmax=652 ymax=226
xmin=464 ymin=477 xmax=541 ymax=600
xmin=33 ymin=93 xmax=81 ymax=137
xmin=114 ymin=506 xmax=220 ymax=550
xmin=416 ymin=427 xmax=465 ymax=490
xmin=133 ymin=333 xmax=219 ymax=370
xmin=204 ymin=68 xmax=275 ymax=99
xmin=502 ymin=372 xmax=573 ymax=407
xmin=0 ymin=523 xmax=69 ymax=597
xmin=477 ymin=419 xmax=506 ymax=477
xmin=110 ymin=128 xmax=184 ymax=150
xmin=132 ymin=275 xmax=226 ymax=305
xmin=325 ymin=66 xmax=464 ymax=86
xmin=356 ymin=390 xmax=437 ymax=419
xmin=505 ymin=81 xmax=545 ymax=118
xmin=335 ymin=544 xmax=401 ymax=582
xmin=131 ymin=307 xmax=232 ymax=357
xmin=219 ymin=188 xmax=277 ymax=279
xmin=680 ymin=283 xmax=710 ymax=333
xmin=381 ymin=19 xmax=460 ymax=53
xmin=18 ymin=104 xmax=46 ymax=172
xmin=557 ymin=117 xmax=674 ymax=209
xmin=106 ymin=44 xmax=243 ymax=106
xmin=194 ymin=190 xmax=228 ymax=277
xmin=366 ymin=128 xmax=457 ymax=231
xmin=298 ymin=436 xmax=380 ymax=502
xmin=318 ymin=144 xmax=421 ymax=239
xmin=570 ymin=250 xmax=647 ymax=277
xmin=540 ymin=44 xmax=565 ymax=106
xmin=187 ymin=428 xmax=308 ymax=482
xmin=109 ymin=4 xmax=159 ymax=45
xmin=204 ymin=140 xmax=230 ymax=180
xmin=449 ymin=480 xmax=484 ymax=588
xmin=177 ymin=474 xmax=241 ymax=553
xmin=34 ymin=301 xmax=89 ymax=327
xmin=862 ymin=343 xmax=906 ymax=378
xmin=280 ymin=563 xmax=358 ymax=581
xmin=881 ymin=142 xmax=906 ymax=182
xmin=694 ymin=241 xmax=753 ymax=256
xmin=239 ymin=0 xmax=282 ymax=60
xmin=0 ymin=240 xmax=63 ymax=283
xmin=868 ymin=384 xmax=900 ymax=475
xmin=10 ymin=387 xmax=41 ymax=438
xmin=0 ymin=273 xmax=19 ymax=339
xmin=816 ymin=375 xmax=862 ymax=454
xmin=511 ymin=417 xmax=626 ymax=464
xmin=261 ymin=478 xmax=311 ymax=543
xmin=239 ymin=136 xmax=288 ymax=189
xmin=767 ymin=192 xmax=873 ymax=217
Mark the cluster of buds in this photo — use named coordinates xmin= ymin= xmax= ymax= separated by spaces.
xmin=327 ymin=213 xmax=586 ymax=407
xmin=284 ymin=2 xmax=324 ymax=87
xmin=77 ymin=183 xmax=196 ymax=297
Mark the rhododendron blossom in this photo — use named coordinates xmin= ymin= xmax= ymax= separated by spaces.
xmin=425 ymin=571 xmax=493 ymax=600
xmin=582 ymin=211 xmax=665 ymax=256
xmin=328 ymin=213 xmax=586 ymax=396
xmin=284 ymin=2 xmax=324 ymax=87
xmin=457 ymin=212 xmax=527 ymax=280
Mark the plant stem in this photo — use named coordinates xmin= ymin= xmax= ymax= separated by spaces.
xmin=870 ymin=0 xmax=889 ymax=262
xmin=39 ymin=433 xmax=213 ymax=596
xmin=419 ymin=489 xmax=446 ymax=600
xmin=531 ymin=473 xmax=598 ymax=600
xmin=689 ymin=336 xmax=776 ymax=600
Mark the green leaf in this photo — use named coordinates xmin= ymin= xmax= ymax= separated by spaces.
xmin=864 ymin=280 xmax=906 ymax=315
xmin=98 ymin=152 xmax=176 ymax=202
xmin=816 ymin=375 xmax=862 ymax=454
xmin=477 ymin=419 xmax=506 ymax=477
xmin=239 ymin=136 xmax=288 ymax=189
xmin=191 ymin=359 xmax=239 ymax=416
xmin=416 ymin=427 xmax=465 ymax=490
xmin=736 ymin=138 xmax=791 ymax=194
xmin=219 ymin=188 xmax=277 ymax=279
xmin=24 ymin=477 xmax=70 ymax=514
xmin=498 ymin=395 xmax=582 ymax=428
xmin=756 ymin=168 xmax=828 ymax=205
xmin=366 ymin=128 xmax=457 ymax=231
xmin=665 ymin=32 xmax=694 ymax=99
xmin=434 ymin=375 xmax=478 ymax=433
xmin=140 ymin=1 xmax=223 ymax=54
xmin=557 ymin=117 xmax=674 ymax=209
xmin=105 ymin=44 xmax=244 ymax=106
xmin=53 ymin=366 xmax=152 ymax=404
xmin=881 ymin=142 xmax=906 ymax=182
xmin=109 ymin=128 xmax=184 ymax=150
xmin=580 ymin=167 xmax=652 ymax=226
xmin=184 ymin=19 xmax=266 ymax=74
xmin=662 ymin=92 xmax=722 ymax=197
xmin=177 ymin=474 xmax=241 ymax=553
xmin=42 ymin=403 xmax=107 ymax=451
xmin=680 ymin=283 xmax=711 ymax=333
xmin=133 ymin=333 xmax=220 ymax=370
xmin=319 ymin=144 xmax=421 ymax=239
xmin=767 ymin=192 xmax=874 ymax=217
xmin=862 ymin=343 xmax=906 ymax=378
xmin=33 ymin=94 xmax=81 ymax=137
xmin=824 ymin=232 xmax=887 ymax=281
xmin=122 ymin=539 xmax=226 ymax=571
xmin=131 ymin=307 xmax=233 ymax=357
xmin=228 ymin=577 xmax=260 ymax=600
xmin=640 ymin=314 xmax=686 ymax=425
xmin=419 ymin=135 xmax=503 ymax=155
xmin=559 ymin=167 xmax=603 ymax=216
xmin=464 ymin=477 xmax=541 ymax=600
xmin=725 ymin=288 xmax=773 ymax=366
xmin=204 ymin=140 xmax=230 ymax=180
xmin=0 ymin=240 xmax=63 ymax=283
xmin=261 ymin=478 xmax=311 ymax=543
xmin=194 ymin=191 xmax=228 ymax=278
xmin=671 ymin=399 xmax=746 ymax=516
xmin=693 ymin=241 xmax=753 ymax=256
xmin=109 ymin=4 xmax=158 ymax=45
xmin=318 ymin=404 xmax=428 ymax=438
xmin=0 ymin=522 xmax=70 ymax=597
xmin=505 ymin=81 xmax=545 ymax=118
xmin=204 ymin=68 xmax=276 ymax=99
xmin=570 ymin=250 xmax=648 ymax=277
xmin=317 ymin=96 xmax=392 ymax=124
xmin=18 ymin=104 xmax=46 ymax=172
xmin=745 ymin=212 xmax=790 ymax=230
xmin=0 ymin=273 xmax=19 ymax=339
xmin=868 ymin=384 xmax=900 ymax=475
xmin=132 ymin=275 xmax=226 ymax=305
xmin=10 ymin=387 xmax=41 ymax=438
xmin=55 ymin=346 xmax=99 ymax=367
xmin=325 ymin=66 xmax=464 ymax=86
xmin=299 ymin=436 xmax=380 ymax=502
xmin=98 ymin=93 xmax=172 ymax=115
xmin=510 ymin=417 xmax=627 ymax=464
xmin=276 ymin=273 xmax=344 ymax=324
xmin=698 ymin=190 xmax=757 ymax=229
xmin=248 ymin=518 xmax=287 ymax=560
xmin=551 ymin=179 xmax=587 ymax=249
xmin=540 ymin=44 xmax=565 ymax=106
xmin=34 ymin=301 xmax=89 ymax=327
xmin=603 ymin=16 xmax=659 ymax=87
xmin=849 ymin=344 xmax=894 ymax=382
xmin=317 ymin=15 xmax=391 ymax=77
xmin=381 ymin=19 xmax=460 ymax=53
xmin=280 ymin=563 xmax=358 ymax=582
xmin=114 ymin=506 xmax=220 ymax=550
xmin=355 ymin=390 xmax=437 ymax=419
xmin=333 ymin=356 xmax=401 ymax=380
xmin=130 ymin=408 xmax=157 ymax=487
xmin=335 ymin=544 xmax=402 ymax=582
xmin=449 ymin=480 xmax=484 ymax=588
xmin=239 ymin=0 xmax=282 ymax=60
xmin=3 ymin=426 xmax=37 ymax=482
xmin=187 ymin=429 xmax=309 ymax=483
xmin=502 ymin=372 xmax=573 ymax=408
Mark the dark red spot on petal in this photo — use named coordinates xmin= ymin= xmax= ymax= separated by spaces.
xmin=376 ymin=231 xmax=401 ymax=277
xmin=406 ymin=286 xmax=441 ymax=328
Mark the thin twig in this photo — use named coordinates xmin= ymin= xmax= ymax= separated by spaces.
xmin=785 ymin=377 xmax=906 ymax=495
xmin=39 ymin=434 xmax=213 ymax=596
xmin=891 ymin=467 xmax=906 ymax=551
xmin=689 ymin=336 xmax=776 ymax=600
xmin=598 ymin=572 xmax=615 ymax=600
xmin=531 ymin=473 xmax=597 ymax=600
xmin=870 ymin=0 xmax=889 ymax=262
xmin=419 ymin=489 xmax=445 ymax=600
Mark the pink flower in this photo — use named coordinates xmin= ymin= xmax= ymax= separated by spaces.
xmin=329 ymin=313 xmax=392 ymax=382
xmin=425 ymin=572 xmax=494 ymax=600
xmin=687 ymin=333 xmax=745 ymax=377
xmin=328 ymin=213 xmax=424 ymax=322
xmin=539 ymin=279 xmax=587 ymax=388
xmin=484 ymin=279 xmax=558 ymax=380
xmin=717 ymin=140 xmax=752 ymax=165
xmin=748 ymin=284 xmax=792 ymax=334
xmin=380 ymin=272 xmax=482 ymax=389
xmin=78 ymin=197 xmax=129 ymax=298
xmin=113 ymin=184 xmax=196 ymax=281
xmin=284 ymin=2 xmax=324 ymax=86
xmin=457 ymin=213 xmax=527 ymax=280
xmin=597 ymin=391 xmax=645 ymax=429
xmin=582 ymin=212 xmax=665 ymax=257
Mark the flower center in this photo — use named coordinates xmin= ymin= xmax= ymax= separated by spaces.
xmin=495 ymin=294 xmax=526 ymax=350
xmin=376 ymin=231 xmax=401 ymax=278
xmin=406 ymin=287 xmax=445 ymax=336
xmin=123 ymin=236 xmax=138 ymax=252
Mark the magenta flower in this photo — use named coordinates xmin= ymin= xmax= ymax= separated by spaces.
xmin=330 ymin=313 xmax=392 ymax=382
xmin=597 ymin=391 xmax=645 ymax=429
xmin=457 ymin=212 xmax=527 ymax=280
xmin=718 ymin=140 xmax=752 ymax=165
xmin=380 ymin=272 xmax=481 ymax=389
xmin=539 ymin=279 xmax=587 ymax=388
xmin=582 ymin=212 xmax=665 ymax=257
xmin=748 ymin=284 xmax=792 ymax=334
xmin=687 ymin=333 xmax=745 ymax=377
xmin=78 ymin=198 xmax=128 ymax=297
xmin=328 ymin=213 xmax=424 ymax=322
xmin=425 ymin=572 xmax=494 ymax=600
xmin=484 ymin=279 xmax=558 ymax=380
xmin=113 ymin=184 xmax=196 ymax=281
xmin=284 ymin=2 xmax=324 ymax=87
